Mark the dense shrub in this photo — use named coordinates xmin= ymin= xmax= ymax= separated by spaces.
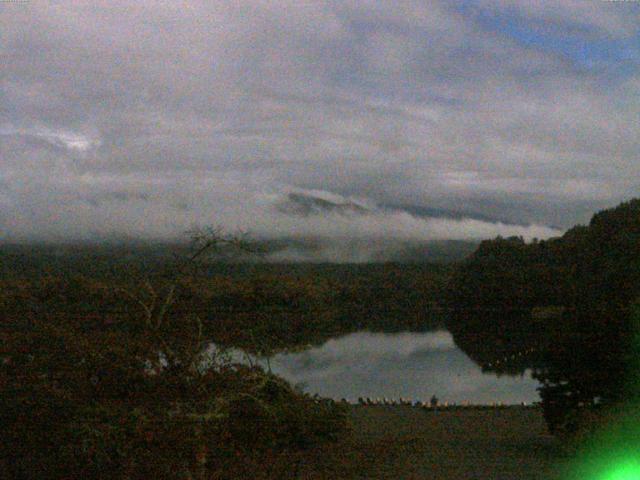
xmin=0 ymin=239 xmax=347 ymax=480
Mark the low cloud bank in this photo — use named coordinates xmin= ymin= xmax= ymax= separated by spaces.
xmin=0 ymin=180 xmax=562 ymax=261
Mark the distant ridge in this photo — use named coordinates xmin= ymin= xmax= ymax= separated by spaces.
xmin=278 ymin=190 xmax=539 ymax=228
xmin=277 ymin=192 xmax=370 ymax=216
xmin=380 ymin=203 xmax=533 ymax=227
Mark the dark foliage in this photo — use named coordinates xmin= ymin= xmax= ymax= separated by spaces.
xmin=0 ymin=233 xmax=349 ymax=479
xmin=445 ymin=199 xmax=640 ymax=433
xmin=0 ymin=255 xmax=450 ymax=354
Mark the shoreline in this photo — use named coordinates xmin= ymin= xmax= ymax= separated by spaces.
xmin=299 ymin=404 xmax=566 ymax=479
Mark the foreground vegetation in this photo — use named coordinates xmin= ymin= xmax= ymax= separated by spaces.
xmin=2 ymin=198 xmax=639 ymax=478
xmin=0 ymin=229 xmax=452 ymax=479
xmin=0 ymin=233 xmax=351 ymax=479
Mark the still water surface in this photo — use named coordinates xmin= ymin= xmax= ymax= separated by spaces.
xmin=264 ymin=331 xmax=540 ymax=405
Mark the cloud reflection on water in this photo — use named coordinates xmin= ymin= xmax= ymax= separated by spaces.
xmin=267 ymin=330 xmax=540 ymax=404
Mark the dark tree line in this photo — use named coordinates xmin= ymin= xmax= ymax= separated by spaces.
xmin=445 ymin=198 xmax=640 ymax=433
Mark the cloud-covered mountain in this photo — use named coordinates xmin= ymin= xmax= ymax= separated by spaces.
xmin=278 ymin=190 xmax=532 ymax=226
xmin=277 ymin=191 xmax=371 ymax=217
xmin=256 ymin=188 xmax=562 ymax=262
xmin=0 ymin=182 xmax=562 ymax=262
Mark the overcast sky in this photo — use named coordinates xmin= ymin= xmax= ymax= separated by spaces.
xmin=1 ymin=1 xmax=639 ymax=244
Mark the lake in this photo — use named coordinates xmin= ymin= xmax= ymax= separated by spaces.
xmin=262 ymin=330 xmax=540 ymax=405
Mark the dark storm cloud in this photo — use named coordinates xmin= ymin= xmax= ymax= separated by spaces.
xmin=1 ymin=1 xmax=639 ymax=246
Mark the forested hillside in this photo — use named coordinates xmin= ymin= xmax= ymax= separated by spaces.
xmin=446 ymin=199 xmax=640 ymax=432
xmin=0 ymin=259 xmax=449 ymax=355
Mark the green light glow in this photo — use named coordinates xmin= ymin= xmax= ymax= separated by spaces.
xmin=562 ymin=408 xmax=640 ymax=480
xmin=600 ymin=459 xmax=640 ymax=480
xmin=561 ymin=302 xmax=640 ymax=480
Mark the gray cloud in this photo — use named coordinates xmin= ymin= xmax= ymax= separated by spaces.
xmin=1 ymin=1 xmax=639 ymax=248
